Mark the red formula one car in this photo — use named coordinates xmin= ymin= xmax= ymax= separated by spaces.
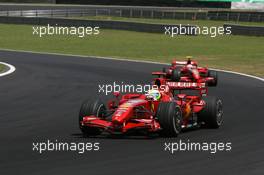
xmin=162 ymin=58 xmax=218 ymax=86
xmin=78 ymin=80 xmax=223 ymax=137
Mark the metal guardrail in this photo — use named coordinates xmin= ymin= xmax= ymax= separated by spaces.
xmin=0 ymin=9 xmax=263 ymax=22
xmin=0 ymin=9 xmax=119 ymax=18
xmin=0 ymin=16 xmax=197 ymax=35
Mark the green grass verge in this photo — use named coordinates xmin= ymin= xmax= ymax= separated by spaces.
xmin=72 ymin=16 xmax=264 ymax=27
xmin=0 ymin=23 xmax=263 ymax=77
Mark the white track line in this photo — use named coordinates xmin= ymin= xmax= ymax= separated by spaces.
xmin=0 ymin=48 xmax=263 ymax=82
xmin=0 ymin=61 xmax=16 ymax=77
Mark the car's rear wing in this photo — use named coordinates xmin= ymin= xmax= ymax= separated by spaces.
xmin=166 ymin=82 xmax=206 ymax=89
xmin=166 ymin=82 xmax=207 ymax=96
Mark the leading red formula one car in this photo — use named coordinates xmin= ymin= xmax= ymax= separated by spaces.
xmin=78 ymin=80 xmax=223 ymax=137
xmin=162 ymin=57 xmax=218 ymax=86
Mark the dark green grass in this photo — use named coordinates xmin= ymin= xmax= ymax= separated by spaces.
xmin=0 ymin=23 xmax=263 ymax=76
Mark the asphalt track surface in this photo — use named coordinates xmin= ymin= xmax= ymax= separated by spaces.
xmin=0 ymin=50 xmax=263 ymax=175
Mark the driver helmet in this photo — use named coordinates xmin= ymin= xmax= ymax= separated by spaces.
xmin=186 ymin=64 xmax=193 ymax=70
xmin=171 ymin=60 xmax=177 ymax=67
xmin=146 ymin=89 xmax=161 ymax=101
xmin=186 ymin=56 xmax=193 ymax=64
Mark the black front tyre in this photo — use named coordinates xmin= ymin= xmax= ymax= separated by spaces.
xmin=79 ymin=99 xmax=106 ymax=136
xmin=156 ymin=102 xmax=182 ymax=137
xmin=198 ymin=96 xmax=223 ymax=128
xmin=162 ymin=67 xmax=167 ymax=73
xmin=208 ymin=70 xmax=218 ymax=86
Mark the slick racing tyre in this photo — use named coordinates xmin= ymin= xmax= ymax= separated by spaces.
xmin=198 ymin=96 xmax=223 ymax=128
xmin=156 ymin=102 xmax=182 ymax=137
xmin=208 ymin=70 xmax=218 ymax=86
xmin=162 ymin=67 xmax=168 ymax=73
xmin=171 ymin=68 xmax=181 ymax=82
xmin=162 ymin=67 xmax=171 ymax=79
xmin=79 ymin=99 xmax=106 ymax=136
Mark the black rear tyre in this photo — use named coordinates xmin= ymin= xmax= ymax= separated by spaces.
xmin=79 ymin=99 xmax=106 ymax=136
xmin=156 ymin=102 xmax=182 ymax=137
xmin=163 ymin=67 xmax=171 ymax=79
xmin=171 ymin=68 xmax=181 ymax=82
xmin=162 ymin=67 xmax=167 ymax=73
xmin=198 ymin=96 xmax=223 ymax=128
xmin=208 ymin=70 xmax=218 ymax=86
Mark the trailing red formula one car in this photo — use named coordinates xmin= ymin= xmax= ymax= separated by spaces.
xmin=162 ymin=58 xmax=218 ymax=86
xmin=78 ymin=80 xmax=223 ymax=137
